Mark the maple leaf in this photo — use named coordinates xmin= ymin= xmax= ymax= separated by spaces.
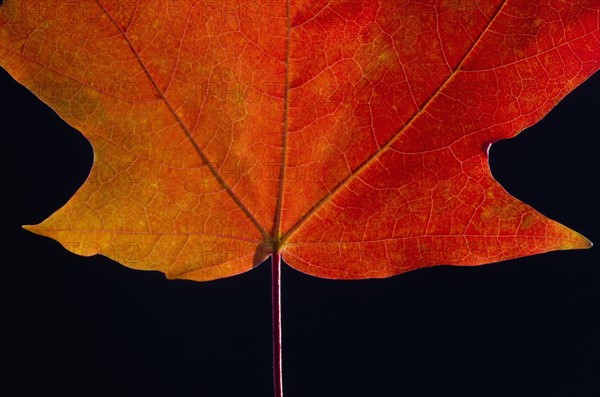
xmin=2 ymin=1 xmax=599 ymax=396
xmin=1 ymin=0 xmax=598 ymax=281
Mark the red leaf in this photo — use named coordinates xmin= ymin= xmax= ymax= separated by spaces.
xmin=1 ymin=0 xmax=598 ymax=280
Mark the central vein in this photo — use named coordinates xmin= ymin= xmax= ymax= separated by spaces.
xmin=272 ymin=0 xmax=292 ymax=249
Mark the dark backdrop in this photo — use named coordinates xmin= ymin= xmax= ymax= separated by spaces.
xmin=1 ymin=67 xmax=598 ymax=396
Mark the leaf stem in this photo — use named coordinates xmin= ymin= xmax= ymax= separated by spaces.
xmin=272 ymin=251 xmax=283 ymax=397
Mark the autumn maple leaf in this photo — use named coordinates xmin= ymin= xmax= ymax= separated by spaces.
xmin=1 ymin=0 xmax=598 ymax=280
xmin=1 ymin=0 xmax=598 ymax=395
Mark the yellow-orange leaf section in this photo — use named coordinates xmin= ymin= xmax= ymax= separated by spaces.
xmin=1 ymin=0 xmax=598 ymax=280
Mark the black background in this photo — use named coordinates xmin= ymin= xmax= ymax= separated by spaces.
xmin=1 ymin=66 xmax=598 ymax=396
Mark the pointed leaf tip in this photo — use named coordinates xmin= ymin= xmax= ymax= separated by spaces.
xmin=555 ymin=225 xmax=592 ymax=250
xmin=22 ymin=224 xmax=48 ymax=238
xmin=22 ymin=224 xmax=36 ymax=233
xmin=570 ymin=233 xmax=592 ymax=250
